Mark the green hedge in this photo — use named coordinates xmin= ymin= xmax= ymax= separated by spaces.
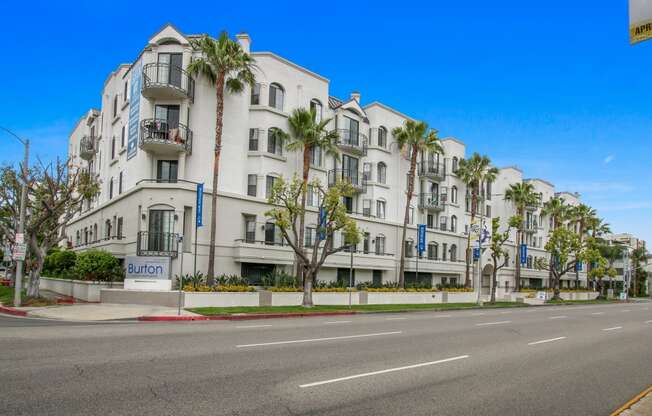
xmin=43 ymin=249 xmax=124 ymax=282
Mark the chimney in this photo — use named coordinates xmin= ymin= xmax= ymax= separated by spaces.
xmin=350 ymin=91 xmax=361 ymax=102
xmin=236 ymin=32 xmax=251 ymax=53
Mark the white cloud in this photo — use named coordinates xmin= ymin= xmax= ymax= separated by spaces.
xmin=591 ymin=201 xmax=652 ymax=212
xmin=555 ymin=181 xmax=634 ymax=194
xmin=603 ymin=155 xmax=614 ymax=164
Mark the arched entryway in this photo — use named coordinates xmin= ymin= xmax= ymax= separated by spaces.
xmin=481 ymin=264 xmax=494 ymax=296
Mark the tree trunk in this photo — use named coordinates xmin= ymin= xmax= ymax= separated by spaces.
xmin=551 ymin=273 xmax=561 ymax=300
xmin=515 ymin=229 xmax=521 ymax=292
xmin=206 ymin=72 xmax=226 ymax=286
xmin=398 ymin=149 xmax=417 ymax=289
xmin=297 ymin=146 xmax=311 ymax=284
xmin=490 ymin=259 xmax=498 ymax=303
xmin=465 ymin=192 xmax=477 ymax=288
xmin=27 ymin=261 xmax=43 ymax=298
xmin=302 ymin=266 xmax=314 ymax=307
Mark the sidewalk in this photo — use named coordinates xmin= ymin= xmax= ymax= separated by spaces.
xmin=7 ymin=303 xmax=200 ymax=321
xmin=614 ymin=387 xmax=652 ymax=416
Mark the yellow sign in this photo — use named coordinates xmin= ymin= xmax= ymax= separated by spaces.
xmin=630 ymin=0 xmax=652 ymax=44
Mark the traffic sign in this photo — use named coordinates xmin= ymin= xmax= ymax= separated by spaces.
xmin=12 ymin=243 xmax=27 ymax=261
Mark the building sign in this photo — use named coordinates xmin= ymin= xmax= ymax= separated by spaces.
xmin=127 ymin=60 xmax=142 ymax=160
xmin=520 ymin=244 xmax=528 ymax=265
xmin=630 ymin=0 xmax=652 ymax=44
xmin=417 ymin=224 xmax=426 ymax=254
xmin=196 ymin=183 xmax=204 ymax=227
xmin=125 ymin=256 xmax=170 ymax=280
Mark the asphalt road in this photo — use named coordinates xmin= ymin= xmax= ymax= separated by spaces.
xmin=0 ymin=302 xmax=650 ymax=416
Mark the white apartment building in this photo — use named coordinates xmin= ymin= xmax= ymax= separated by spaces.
xmin=66 ymin=24 xmax=591 ymax=293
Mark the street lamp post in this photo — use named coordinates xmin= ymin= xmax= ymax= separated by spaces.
xmin=0 ymin=127 xmax=29 ymax=307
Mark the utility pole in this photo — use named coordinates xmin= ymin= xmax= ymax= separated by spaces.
xmin=1 ymin=127 xmax=29 ymax=307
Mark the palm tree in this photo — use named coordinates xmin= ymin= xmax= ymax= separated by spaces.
xmin=187 ymin=32 xmax=257 ymax=285
xmin=504 ymin=182 xmax=539 ymax=292
xmin=392 ymin=120 xmax=443 ymax=289
xmin=631 ymin=246 xmax=650 ymax=296
xmin=284 ymin=107 xmax=339 ymax=282
xmin=456 ymin=153 xmax=499 ymax=288
xmin=568 ymin=203 xmax=596 ymax=288
xmin=542 ymin=196 xmax=568 ymax=232
xmin=587 ymin=216 xmax=611 ymax=238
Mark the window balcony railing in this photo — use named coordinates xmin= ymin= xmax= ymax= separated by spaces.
xmin=418 ymin=161 xmax=445 ymax=181
xmin=142 ymin=63 xmax=195 ymax=100
xmin=80 ymin=136 xmax=98 ymax=160
xmin=335 ymin=129 xmax=368 ymax=156
xmin=140 ymin=119 xmax=193 ymax=154
xmin=137 ymin=231 xmax=179 ymax=258
xmin=328 ymin=169 xmax=367 ymax=193
xmin=418 ymin=193 xmax=445 ymax=212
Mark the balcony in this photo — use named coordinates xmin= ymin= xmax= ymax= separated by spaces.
xmin=418 ymin=162 xmax=445 ymax=181
xmin=141 ymin=63 xmax=195 ymax=100
xmin=79 ymin=136 xmax=98 ymax=160
xmin=335 ymin=129 xmax=368 ymax=156
xmin=137 ymin=231 xmax=178 ymax=258
xmin=524 ymin=221 xmax=538 ymax=234
xmin=140 ymin=119 xmax=193 ymax=155
xmin=328 ymin=169 xmax=367 ymax=193
xmin=418 ymin=193 xmax=445 ymax=212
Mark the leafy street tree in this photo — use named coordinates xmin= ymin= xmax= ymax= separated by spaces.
xmin=281 ymin=108 xmax=339 ymax=283
xmin=455 ymin=153 xmax=498 ymax=288
xmin=266 ymin=176 xmax=360 ymax=307
xmin=187 ymin=32 xmax=257 ymax=286
xmin=487 ymin=216 xmax=519 ymax=303
xmin=597 ymin=241 xmax=625 ymax=293
xmin=392 ymin=120 xmax=443 ymax=289
xmin=631 ymin=246 xmax=649 ymax=296
xmin=541 ymin=196 xmax=569 ymax=289
xmin=587 ymin=256 xmax=614 ymax=299
xmin=503 ymin=182 xmax=538 ymax=292
xmin=0 ymin=160 xmax=99 ymax=298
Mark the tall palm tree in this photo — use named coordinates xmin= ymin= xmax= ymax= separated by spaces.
xmin=631 ymin=246 xmax=649 ymax=296
xmin=284 ymin=107 xmax=339 ymax=282
xmin=568 ymin=203 xmax=596 ymax=288
xmin=392 ymin=120 xmax=443 ymax=289
xmin=504 ymin=182 xmax=539 ymax=292
xmin=187 ymin=32 xmax=257 ymax=285
xmin=587 ymin=216 xmax=611 ymax=238
xmin=456 ymin=153 xmax=499 ymax=288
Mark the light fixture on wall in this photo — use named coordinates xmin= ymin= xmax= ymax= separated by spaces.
xmin=141 ymin=213 xmax=147 ymax=220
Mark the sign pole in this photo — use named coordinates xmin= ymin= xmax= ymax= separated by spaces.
xmin=14 ymin=138 xmax=29 ymax=307
xmin=178 ymin=236 xmax=184 ymax=316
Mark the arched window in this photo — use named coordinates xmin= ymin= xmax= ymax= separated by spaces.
xmin=451 ymin=215 xmax=458 ymax=233
xmin=377 ymin=126 xmax=387 ymax=148
xmin=428 ymin=242 xmax=438 ymax=260
xmin=450 ymin=244 xmax=457 ymax=262
xmin=310 ymin=99 xmax=322 ymax=123
xmin=105 ymin=219 xmax=112 ymax=239
xmin=269 ymin=83 xmax=284 ymax=110
xmin=451 ymin=186 xmax=458 ymax=204
xmin=377 ymin=162 xmax=387 ymax=184
xmin=452 ymin=156 xmax=459 ymax=173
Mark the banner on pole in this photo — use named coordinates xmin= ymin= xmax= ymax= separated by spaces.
xmin=520 ymin=244 xmax=528 ymax=264
xmin=196 ymin=183 xmax=204 ymax=227
xmin=630 ymin=0 xmax=652 ymax=44
xmin=417 ymin=224 xmax=426 ymax=254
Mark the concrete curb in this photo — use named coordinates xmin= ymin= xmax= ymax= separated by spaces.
xmin=610 ymin=385 xmax=652 ymax=416
xmin=139 ymin=311 xmax=359 ymax=322
xmin=0 ymin=305 xmax=28 ymax=317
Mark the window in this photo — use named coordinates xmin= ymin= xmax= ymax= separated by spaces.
xmin=377 ymin=127 xmax=387 ymax=148
xmin=408 ymin=207 xmax=414 ymax=224
xmin=442 ymin=243 xmax=448 ymax=261
xmin=427 ymin=214 xmax=434 ymax=229
xmin=121 ymin=125 xmax=126 ymax=148
xmin=156 ymin=160 xmax=178 ymax=183
xmin=450 ymin=244 xmax=457 ymax=262
xmin=440 ymin=216 xmax=448 ymax=231
xmin=451 ymin=186 xmax=458 ymax=204
xmin=363 ymin=163 xmax=372 ymax=182
xmin=250 ymin=83 xmax=261 ymax=105
xmin=266 ymin=175 xmax=277 ymax=198
xmin=264 ymin=222 xmax=283 ymax=245
xmin=451 ymin=215 xmax=457 ymax=233
xmin=377 ymin=162 xmax=387 ymax=184
xmin=111 ymin=136 xmax=116 ymax=159
xmin=486 ymin=205 xmax=491 ymax=218
xmin=405 ymin=240 xmax=414 ymax=258
xmin=112 ymin=95 xmax=118 ymax=118
xmin=118 ymin=171 xmax=123 ymax=194
xmin=248 ymin=129 xmax=259 ymax=151
xmin=123 ymin=81 xmax=128 ymax=103
xmin=157 ymin=52 xmax=183 ymax=87
xmin=375 ymin=235 xmax=386 ymax=255
xmin=105 ymin=219 xmax=112 ymax=239
xmin=267 ymin=128 xmax=283 ymax=155
xmin=343 ymin=196 xmax=353 ymax=213
xmin=376 ymin=200 xmax=386 ymax=219
xmin=310 ymin=145 xmax=322 ymax=166
xmin=452 ymin=157 xmax=459 ymax=173
xmin=372 ymin=270 xmax=383 ymax=286
xmin=307 ymin=185 xmax=319 ymax=207
xmin=362 ymin=199 xmax=372 ymax=217
xmin=337 ymin=268 xmax=355 ymax=287
xmin=428 ymin=242 xmax=438 ymax=260
xmin=76 ymin=230 xmax=81 ymax=246
xmin=153 ymin=104 xmax=180 ymax=143
xmin=117 ymin=217 xmax=123 ymax=239
xmin=363 ymin=233 xmax=370 ymax=254
xmin=342 ymin=117 xmax=360 ymax=146
xmin=244 ymin=215 xmax=256 ymax=243
xmin=247 ymin=174 xmax=257 ymax=197
xmin=269 ymin=83 xmax=284 ymax=110
xmin=108 ymin=177 xmax=114 ymax=199
xmin=305 ymin=227 xmax=316 ymax=247
xmin=310 ymin=99 xmax=322 ymax=123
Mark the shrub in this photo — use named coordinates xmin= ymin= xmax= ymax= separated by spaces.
xmin=183 ymin=284 xmax=255 ymax=292
xmin=215 ymin=274 xmax=249 ymax=286
xmin=73 ymin=250 xmax=123 ymax=282
xmin=262 ymin=270 xmax=299 ymax=288
xmin=270 ymin=287 xmax=303 ymax=292
xmin=43 ymin=249 xmax=77 ymax=278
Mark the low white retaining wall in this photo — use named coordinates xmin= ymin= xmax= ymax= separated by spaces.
xmin=40 ymin=277 xmax=123 ymax=302
xmin=183 ymin=292 xmax=260 ymax=308
xmin=447 ymin=292 xmax=478 ymax=303
xmin=270 ymin=292 xmax=303 ymax=306
xmin=509 ymin=291 xmax=599 ymax=302
xmin=314 ymin=292 xmax=360 ymax=305
xmin=366 ymin=292 xmax=444 ymax=304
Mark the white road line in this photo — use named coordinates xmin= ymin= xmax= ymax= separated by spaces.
xmin=235 ymin=324 xmax=273 ymax=329
xmin=602 ymin=326 xmax=623 ymax=331
xmin=548 ymin=315 xmax=567 ymax=319
xmin=385 ymin=317 xmax=407 ymax=321
xmin=299 ymin=355 xmax=470 ymax=388
xmin=621 ymin=310 xmax=631 ymax=313
xmin=475 ymin=320 xmax=511 ymax=326
xmin=324 ymin=320 xmax=352 ymax=325
xmin=433 ymin=314 xmax=452 ymax=318
xmin=469 ymin=313 xmax=486 ymax=316
xmin=236 ymin=331 xmax=402 ymax=348
xmin=645 ymin=320 xmax=652 ymax=324
xmin=528 ymin=336 xmax=567 ymax=346
xmin=499 ymin=311 xmax=512 ymax=314
xmin=591 ymin=312 xmax=604 ymax=315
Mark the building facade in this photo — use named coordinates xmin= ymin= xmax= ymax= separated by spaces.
xmin=67 ymin=24 xmax=594 ymax=294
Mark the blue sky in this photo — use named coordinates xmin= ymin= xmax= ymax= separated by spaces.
xmin=2 ymin=0 xmax=651 ymax=242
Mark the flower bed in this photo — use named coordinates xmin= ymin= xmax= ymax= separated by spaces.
xmin=183 ymin=285 xmax=256 ymax=292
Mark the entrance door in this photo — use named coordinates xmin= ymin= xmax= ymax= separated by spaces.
xmin=148 ymin=209 xmax=174 ymax=252
xmin=158 ymin=53 xmax=183 ymax=88
xmin=341 ymin=155 xmax=359 ymax=184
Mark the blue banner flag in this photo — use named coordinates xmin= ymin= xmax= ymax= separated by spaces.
xmin=196 ymin=183 xmax=204 ymax=227
xmin=520 ymin=244 xmax=528 ymax=264
xmin=417 ymin=224 xmax=426 ymax=254
xmin=473 ymin=247 xmax=481 ymax=260
xmin=318 ymin=208 xmax=326 ymax=240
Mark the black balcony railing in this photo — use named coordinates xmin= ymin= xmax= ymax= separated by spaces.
xmin=79 ymin=136 xmax=98 ymax=160
xmin=328 ymin=169 xmax=367 ymax=192
xmin=140 ymin=119 xmax=193 ymax=153
xmin=418 ymin=161 xmax=445 ymax=179
xmin=335 ymin=129 xmax=368 ymax=155
xmin=418 ymin=193 xmax=445 ymax=211
xmin=137 ymin=231 xmax=179 ymax=257
xmin=142 ymin=63 xmax=195 ymax=99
